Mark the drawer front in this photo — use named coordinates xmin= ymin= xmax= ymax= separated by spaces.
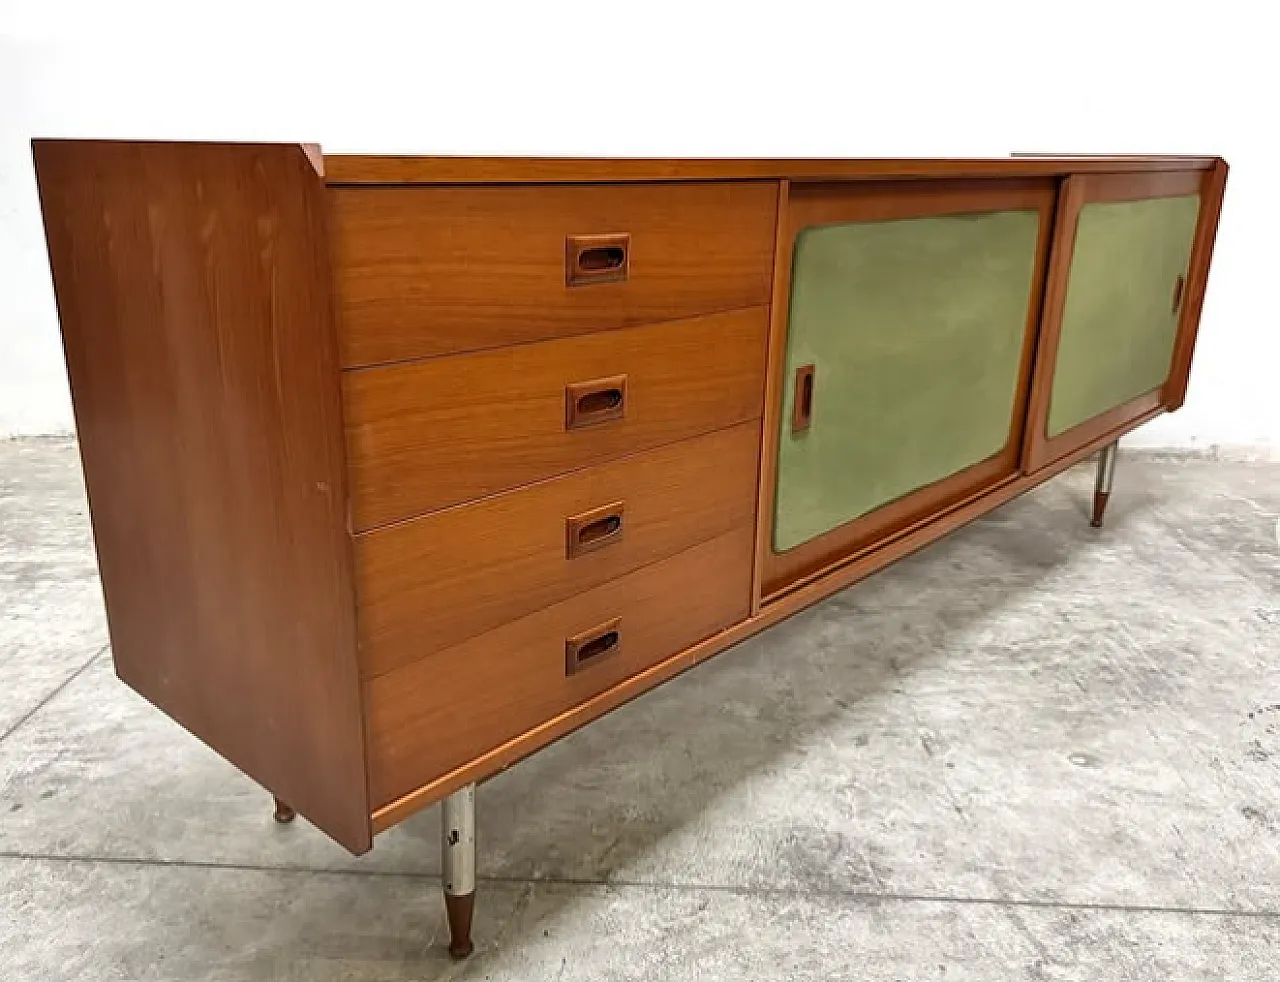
xmin=356 ymin=422 xmax=760 ymax=678
xmin=365 ymin=526 xmax=754 ymax=807
xmin=344 ymin=306 xmax=768 ymax=530
xmin=331 ymin=181 xmax=778 ymax=366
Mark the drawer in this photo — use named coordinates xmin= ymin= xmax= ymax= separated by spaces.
xmin=343 ymin=306 xmax=768 ymax=530
xmin=365 ymin=525 xmax=754 ymax=808
xmin=356 ymin=422 xmax=760 ymax=678
xmin=330 ymin=181 xmax=778 ymax=366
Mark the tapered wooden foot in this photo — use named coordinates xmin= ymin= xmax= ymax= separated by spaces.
xmin=444 ymin=891 xmax=475 ymax=959
xmin=272 ymin=797 xmax=296 ymax=823
xmin=1090 ymin=490 xmax=1110 ymax=528
xmin=1091 ymin=442 xmax=1118 ymax=528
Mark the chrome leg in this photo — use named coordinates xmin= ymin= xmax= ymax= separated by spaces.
xmin=1091 ymin=441 xmax=1119 ymax=528
xmin=441 ymin=783 xmax=476 ymax=958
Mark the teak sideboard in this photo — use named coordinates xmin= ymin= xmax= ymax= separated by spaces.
xmin=32 ymin=142 xmax=1227 ymax=957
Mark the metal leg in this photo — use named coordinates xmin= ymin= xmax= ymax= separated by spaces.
xmin=272 ymin=797 xmax=295 ymax=823
xmin=1091 ymin=441 xmax=1119 ymax=528
xmin=441 ymin=784 xmax=476 ymax=959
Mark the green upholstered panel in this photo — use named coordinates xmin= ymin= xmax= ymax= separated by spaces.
xmin=773 ymin=209 xmax=1041 ymax=553
xmin=1047 ymin=194 xmax=1201 ymax=437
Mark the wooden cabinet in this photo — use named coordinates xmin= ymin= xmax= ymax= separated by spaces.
xmin=31 ymin=143 xmax=1227 ymax=875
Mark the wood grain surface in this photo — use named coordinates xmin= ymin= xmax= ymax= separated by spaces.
xmin=331 ymin=181 xmax=778 ymax=365
xmin=365 ymin=526 xmax=755 ymax=807
xmin=343 ymin=306 xmax=769 ymax=529
xmin=355 ymin=423 xmax=760 ymax=678
xmin=32 ymin=140 xmax=371 ymax=853
xmin=323 ymin=154 xmax=1222 ymax=186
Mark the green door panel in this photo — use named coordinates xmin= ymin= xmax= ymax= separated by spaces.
xmin=773 ymin=209 xmax=1042 ymax=554
xmin=1047 ymin=194 xmax=1201 ymax=438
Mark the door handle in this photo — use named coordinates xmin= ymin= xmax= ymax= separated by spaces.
xmin=792 ymin=364 xmax=815 ymax=433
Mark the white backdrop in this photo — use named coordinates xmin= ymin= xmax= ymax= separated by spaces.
xmin=2 ymin=4 xmax=1277 ymax=450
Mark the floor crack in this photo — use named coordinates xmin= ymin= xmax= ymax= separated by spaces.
xmin=0 ymin=849 xmax=1277 ymax=920
xmin=0 ymin=643 xmax=108 ymax=745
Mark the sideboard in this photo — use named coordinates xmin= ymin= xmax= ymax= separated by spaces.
xmin=31 ymin=142 xmax=1227 ymax=957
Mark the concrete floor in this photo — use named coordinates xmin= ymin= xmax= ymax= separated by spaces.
xmin=1 ymin=438 xmax=1278 ymax=980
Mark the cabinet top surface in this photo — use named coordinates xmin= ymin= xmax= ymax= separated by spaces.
xmin=320 ymin=153 xmax=1222 ymax=185
xmin=30 ymin=141 xmax=1223 ymax=185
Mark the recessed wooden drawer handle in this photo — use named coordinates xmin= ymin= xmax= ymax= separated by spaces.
xmin=565 ymin=617 xmax=622 ymax=675
xmin=792 ymin=364 xmax=815 ymax=433
xmin=1172 ymin=274 xmax=1186 ymax=315
xmin=565 ymin=374 xmax=627 ymax=429
xmin=566 ymin=501 xmax=625 ymax=558
xmin=566 ymin=233 xmax=630 ymax=286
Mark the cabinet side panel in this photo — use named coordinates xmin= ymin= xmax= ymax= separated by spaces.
xmin=31 ymin=140 xmax=371 ymax=853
